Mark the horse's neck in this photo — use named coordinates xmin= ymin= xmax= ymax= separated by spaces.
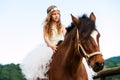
xmin=65 ymin=55 xmax=87 ymax=79
xmin=62 ymin=45 xmax=88 ymax=79
xmin=61 ymin=28 xmax=87 ymax=77
xmin=63 ymin=29 xmax=82 ymax=66
xmin=62 ymin=40 xmax=83 ymax=73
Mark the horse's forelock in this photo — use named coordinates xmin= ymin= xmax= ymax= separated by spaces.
xmin=66 ymin=14 xmax=96 ymax=40
xmin=79 ymin=14 xmax=96 ymax=39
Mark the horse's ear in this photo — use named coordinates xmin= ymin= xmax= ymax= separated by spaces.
xmin=71 ymin=14 xmax=80 ymax=25
xmin=90 ymin=12 xmax=96 ymax=21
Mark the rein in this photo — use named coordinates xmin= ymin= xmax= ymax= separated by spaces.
xmin=76 ymin=29 xmax=102 ymax=60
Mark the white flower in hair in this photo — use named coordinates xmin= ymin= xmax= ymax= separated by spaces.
xmin=48 ymin=7 xmax=60 ymax=14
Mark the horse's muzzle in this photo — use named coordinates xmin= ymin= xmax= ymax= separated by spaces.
xmin=93 ymin=62 xmax=104 ymax=72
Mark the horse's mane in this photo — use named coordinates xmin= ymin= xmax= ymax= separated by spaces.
xmin=66 ymin=14 xmax=97 ymax=39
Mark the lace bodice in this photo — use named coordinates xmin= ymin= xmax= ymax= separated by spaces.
xmin=49 ymin=28 xmax=63 ymax=45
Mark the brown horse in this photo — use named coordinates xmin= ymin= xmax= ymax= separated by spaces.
xmin=46 ymin=12 xmax=104 ymax=80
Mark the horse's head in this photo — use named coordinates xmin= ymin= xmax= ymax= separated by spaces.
xmin=71 ymin=12 xmax=104 ymax=72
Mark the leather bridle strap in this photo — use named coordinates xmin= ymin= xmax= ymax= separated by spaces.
xmin=76 ymin=29 xmax=102 ymax=59
xmin=78 ymin=43 xmax=102 ymax=59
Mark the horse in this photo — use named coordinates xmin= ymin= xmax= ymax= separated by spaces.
xmin=46 ymin=12 xmax=104 ymax=80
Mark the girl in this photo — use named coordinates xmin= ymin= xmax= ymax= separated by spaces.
xmin=43 ymin=5 xmax=66 ymax=53
xmin=20 ymin=5 xmax=66 ymax=80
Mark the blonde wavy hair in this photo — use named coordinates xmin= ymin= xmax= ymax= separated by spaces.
xmin=43 ymin=5 xmax=62 ymax=38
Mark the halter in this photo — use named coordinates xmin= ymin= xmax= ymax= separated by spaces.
xmin=76 ymin=29 xmax=102 ymax=60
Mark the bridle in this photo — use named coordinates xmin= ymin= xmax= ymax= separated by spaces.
xmin=76 ymin=29 xmax=102 ymax=61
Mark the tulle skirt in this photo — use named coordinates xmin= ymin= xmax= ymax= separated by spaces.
xmin=20 ymin=44 xmax=96 ymax=80
xmin=20 ymin=44 xmax=53 ymax=80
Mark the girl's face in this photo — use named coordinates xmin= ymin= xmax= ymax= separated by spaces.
xmin=51 ymin=10 xmax=60 ymax=22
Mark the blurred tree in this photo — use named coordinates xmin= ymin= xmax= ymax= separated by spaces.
xmin=0 ymin=63 xmax=26 ymax=80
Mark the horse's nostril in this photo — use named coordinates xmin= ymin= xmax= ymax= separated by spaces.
xmin=95 ymin=62 xmax=104 ymax=68
xmin=93 ymin=62 xmax=104 ymax=72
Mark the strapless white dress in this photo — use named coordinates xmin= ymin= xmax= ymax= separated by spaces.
xmin=20 ymin=28 xmax=63 ymax=80
xmin=20 ymin=28 xmax=96 ymax=80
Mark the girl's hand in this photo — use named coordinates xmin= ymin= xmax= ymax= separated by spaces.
xmin=50 ymin=45 xmax=57 ymax=53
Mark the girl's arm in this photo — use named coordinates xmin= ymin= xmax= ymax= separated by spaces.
xmin=43 ymin=29 xmax=57 ymax=53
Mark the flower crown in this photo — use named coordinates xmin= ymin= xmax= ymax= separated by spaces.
xmin=48 ymin=7 xmax=60 ymax=14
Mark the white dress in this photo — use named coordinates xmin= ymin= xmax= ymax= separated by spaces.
xmin=20 ymin=28 xmax=96 ymax=80
xmin=20 ymin=28 xmax=63 ymax=80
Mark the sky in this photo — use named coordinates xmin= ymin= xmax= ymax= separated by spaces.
xmin=0 ymin=0 xmax=120 ymax=64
